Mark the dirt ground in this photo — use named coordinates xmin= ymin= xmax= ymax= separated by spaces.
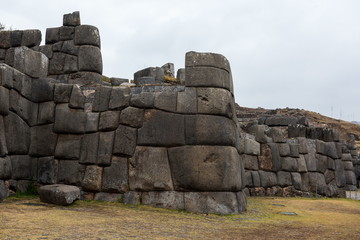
xmin=0 ymin=196 xmax=359 ymax=240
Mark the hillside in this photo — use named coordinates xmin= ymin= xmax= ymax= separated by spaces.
xmin=235 ymin=104 xmax=360 ymax=150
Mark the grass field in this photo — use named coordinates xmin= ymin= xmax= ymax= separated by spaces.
xmin=0 ymin=196 xmax=359 ymax=240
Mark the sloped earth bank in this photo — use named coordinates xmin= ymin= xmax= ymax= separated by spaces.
xmin=0 ymin=196 xmax=359 ymax=239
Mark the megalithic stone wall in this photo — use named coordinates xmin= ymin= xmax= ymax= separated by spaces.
xmin=0 ymin=12 xmax=246 ymax=214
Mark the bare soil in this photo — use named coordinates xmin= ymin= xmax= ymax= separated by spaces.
xmin=1 ymin=196 xmax=359 ymax=239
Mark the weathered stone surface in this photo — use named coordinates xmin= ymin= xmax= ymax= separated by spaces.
xmin=78 ymin=45 xmax=102 ymax=74
xmin=59 ymin=27 xmax=75 ymax=41
xmin=197 ymin=88 xmax=233 ymax=118
xmin=68 ymin=71 xmax=104 ymax=85
xmin=102 ymin=156 xmax=128 ymax=193
xmin=0 ymin=156 xmax=12 ymax=179
xmin=281 ymin=157 xmax=298 ymax=172
xmin=244 ymin=171 xmax=253 ymax=187
xmin=74 ymin=25 xmax=101 ymax=47
xmin=130 ymin=92 xmax=155 ymax=108
xmin=185 ymin=114 xmax=236 ymax=146
xmin=0 ymin=86 xmax=9 ymax=115
xmin=119 ymin=107 xmax=144 ymax=128
xmin=97 ymin=131 xmax=114 ymax=166
xmin=82 ymin=165 xmax=103 ymax=191
xmin=54 ymin=104 xmax=87 ymax=133
xmin=113 ymin=125 xmax=137 ymax=157
xmin=49 ymin=52 xmax=77 ymax=75
xmin=308 ymin=172 xmax=327 ymax=195
xmin=289 ymin=144 xmax=300 ymax=157
xmin=176 ymin=87 xmax=197 ymax=114
xmin=54 ymin=84 xmax=73 ymax=103
xmin=304 ymin=153 xmax=317 ymax=172
xmin=251 ymin=171 xmax=261 ymax=187
xmin=85 ymin=112 xmax=99 ymax=132
xmin=345 ymin=170 xmax=357 ymax=185
xmin=278 ymin=143 xmax=290 ymax=156
xmin=258 ymin=144 xmax=272 ymax=171
xmin=57 ymin=160 xmax=85 ymax=185
xmin=185 ymin=67 xmax=231 ymax=91
xmin=21 ymin=30 xmax=41 ymax=47
xmin=98 ymin=111 xmax=119 ymax=131
xmin=109 ymin=86 xmax=130 ymax=110
xmin=45 ymin=27 xmax=60 ymax=44
xmin=266 ymin=127 xmax=286 ymax=143
xmin=142 ymin=191 xmax=184 ymax=210
xmin=69 ymin=85 xmax=85 ymax=109
xmin=240 ymin=138 xmax=260 ymax=155
xmin=10 ymin=155 xmax=32 ymax=180
xmin=39 ymin=45 xmax=53 ymax=59
xmin=316 ymin=154 xmax=328 ymax=173
xmin=80 ymin=133 xmax=98 ymax=164
xmin=297 ymin=155 xmax=307 ymax=172
xmin=265 ymin=116 xmax=298 ymax=126
xmin=63 ymin=11 xmax=81 ymax=26
xmin=0 ymin=31 xmax=12 ymax=48
xmin=0 ymin=64 xmax=13 ymax=88
xmin=124 ymin=192 xmax=141 ymax=205
xmin=324 ymin=170 xmax=335 ymax=184
xmin=38 ymin=101 xmax=55 ymax=124
xmin=0 ymin=117 xmax=7 ymax=157
xmin=0 ymin=180 xmax=9 ymax=201
xmin=258 ymin=171 xmax=277 ymax=188
xmin=129 ymin=147 xmax=173 ymax=191
xmin=277 ymin=171 xmax=292 ymax=187
xmin=39 ymin=184 xmax=80 ymax=206
xmin=335 ymin=160 xmax=346 ymax=187
xmin=9 ymin=89 xmax=38 ymax=126
xmin=291 ymin=172 xmax=302 ymax=190
xmin=137 ymin=110 xmax=184 ymax=147
xmin=134 ymin=67 xmax=164 ymax=83
xmin=38 ymin=157 xmax=58 ymax=184
xmin=92 ymin=86 xmax=112 ymax=112
xmin=185 ymin=51 xmax=231 ymax=73
xmin=288 ymin=124 xmax=307 ymax=138
xmin=153 ymin=91 xmax=177 ymax=112
xmin=55 ymin=134 xmax=82 ymax=159
xmin=168 ymin=146 xmax=242 ymax=191
xmin=29 ymin=124 xmax=57 ymax=157
xmin=242 ymin=154 xmax=259 ymax=170
xmin=185 ymin=192 xmax=240 ymax=215
xmin=94 ymin=192 xmax=123 ymax=202
xmin=343 ymin=161 xmax=354 ymax=170
xmin=4 ymin=112 xmax=30 ymax=154
xmin=298 ymin=137 xmax=308 ymax=154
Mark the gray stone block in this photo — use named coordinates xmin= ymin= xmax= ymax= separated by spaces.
xmin=58 ymin=160 xmax=85 ymax=185
xmin=99 ymin=111 xmax=120 ymax=131
xmin=345 ymin=170 xmax=357 ymax=185
xmin=110 ymin=78 xmax=128 ymax=86
xmin=288 ymin=124 xmax=306 ymax=138
xmin=38 ymin=101 xmax=55 ymax=124
xmin=0 ymin=180 xmax=9 ymax=201
xmin=242 ymin=154 xmax=259 ymax=170
xmin=10 ymin=30 xmax=23 ymax=47
xmin=142 ymin=191 xmax=185 ymax=210
xmin=240 ymin=138 xmax=260 ymax=155
xmin=29 ymin=78 xmax=56 ymax=103
xmin=185 ymin=114 xmax=236 ymax=146
xmin=97 ymin=131 xmax=114 ymax=166
xmin=137 ymin=110 xmax=184 ymax=147
xmin=0 ymin=117 xmax=7 ymax=157
xmin=316 ymin=154 xmax=328 ymax=173
xmin=129 ymin=146 xmax=173 ymax=191
xmin=251 ymin=171 xmax=261 ymax=187
xmin=154 ymin=91 xmax=177 ymax=112
xmin=289 ymin=144 xmax=300 ymax=157
xmin=266 ymin=127 xmax=286 ymax=143
xmin=277 ymin=171 xmax=292 ymax=187
xmin=113 ymin=125 xmax=137 ymax=157
xmin=184 ymin=192 xmax=240 ymax=215
xmin=269 ymin=143 xmax=282 ymax=171
xmin=54 ymin=84 xmax=73 ymax=103
xmin=134 ymin=76 xmax=155 ymax=85
xmin=308 ymin=172 xmax=327 ymax=195
xmin=265 ymin=116 xmax=298 ymax=126
xmin=4 ymin=112 xmax=30 ymax=154
xmin=94 ymin=192 xmax=123 ymax=202
xmin=38 ymin=156 xmax=58 ymax=184
xmin=0 ymin=86 xmax=9 ymax=115
xmin=74 ymin=25 xmax=100 ymax=47
xmin=185 ymin=51 xmax=231 ymax=73
xmin=176 ymin=87 xmax=197 ymax=113
xmin=9 ymin=89 xmax=38 ymax=126
xmin=11 ymin=155 xmax=32 ymax=180
xmin=247 ymin=125 xmax=272 ymax=143
xmin=109 ymin=86 xmax=130 ymax=110
xmin=343 ymin=161 xmax=354 ymax=170
xmin=244 ymin=171 xmax=253 ymax=187
xmin=124 ymin=191 xmax=141 ymax=205
xmin=281 ymin=157 xmax=298 ymax=172
xmin=68 ymin=71 xmax=104 ymax=86
xmin=0 ymin=63 xmax=13 ymax=88
xmin=85 ymin=112 xmax=99 ymax=132
xmin=278 ymin=143 xmax=290 ymax=157
xmin=102 ymin=156 xmax=128 ymax=193
xmin=92 ymin=86 xmax=112 ymax=112
xmin=80 ymin=133 xmax=99 ymax=164
xmin=0 ymin=156 xmax=12 ymax=179
xmin=82 ymin=165 xmax=103 ymax=191
xmin=45 ymin=27 xmax=60 ymax=44
xmin=168 ymin=146 xmax=242 ymax=191
xmin=0 ymin=31 xmax=11 ymax=48
xmin=59 ymin=27 xmax=75 ymax=41
xmin=21 ymin=29 xmax=41 ymax=47
xmin=119 ymin=107 xmax=144 ymax=128
xmin=39 ymin=45 xmax=53 ymax=59
xmin=134 ymin=67 xmax=164 ymax=83
xmin=298 ymin=137 xmax=308 ymax=154
xmin=185 ymin=66 xmax=231 ymax=91
xmin=297 ymin=155 xmax=307 ymax=172
xmin=258 ymin=170 xmax=277 ymax=188
xmin=335 ymin=160 xmax=346 ymax=187
xmin=55 ymin=134 xmax=82 ymax=159
xmin=54 ymin=104 xmax=87 ymax=133
xmin=63 ymin=11 xmax=81 ymax=26
xmin=324 ymin=170 xmax=335 ymax=184
xmin=291 ymin=172 xmax=302 ymax=190
xmin=304 ymin=153 xmax=317 ymax=172
xmin=78 ymin=45 xmax=102 ymax=74
xmin=49 ymin=52 xmax=78 ymax=75
xmin=69 ymin=85 xmax=85 ymax=109
xmin=29 ymin=124 xmax=57 ymax=157
xmin=197 ymin=87 xmax=233 ymax=118
xmin=130 ymin=92 xmax=155 ymax=108
xmin=39 ymin=184 xmax=80 ymax=206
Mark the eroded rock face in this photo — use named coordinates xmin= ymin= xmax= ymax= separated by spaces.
xmin=39 ymin=184 xmax=80 ymax=205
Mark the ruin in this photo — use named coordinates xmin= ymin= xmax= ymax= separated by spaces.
xmin=0 ymin=12 xmax=358 ymax=214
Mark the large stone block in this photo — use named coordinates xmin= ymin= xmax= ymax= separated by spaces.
xmin=61 ymin=40 xmax=78 ymax=54
xmin=185 ymin=67 xmax=231 ymax=91
xmin=92 ymin=86 xmax=112 ymax=112
xmin=297 ymin=155 xmax=307 ymax=172
xmin=54 ymin=104 xmax=87 ymax=133
xmin=242 ymin=154 xmax=259 ymax=170
xmin=74 ymin=25 xmax=101 ymax=47
xmin=129 ymin=147 xmax=173 ymax=191
xmin=266 ymin=127 xmax=286 ymax=143
xmin=0 ymin=156 xmax=12 ymax=179
xmin=345 ymin=171 xmax=357 ymax=185
xmin=258 ymin=144 xmax=272 ymax=171
xmin=21 ymin=29 xmax=41 ymax=47
xmin=316 ymin=154 xmax=328 ymax=173
xmin=176 ymin=87 xmax=197 ymax=113
xmin=78 ymin=45 xmax=102 ymax=74
xmin=29 ymin=124 xmax=57 ymax=157
xmin=80 ymin=133 xmax=98 ymax=164
xmin=289 ymin=144 xmax=299 ymax=157
xmin=45 ymin=27 xmax=60 ymax=44
xmin=335 ymin=160 xmax=346 ymax=187
xmin=94 ymin=192 xmax=123 ymax=202
xmin=168 ymin=145 xmax=242 ymax=191
xmin=11 ymin=155 xmax=32 ymax=180
xmin=137 ymin=110 xmax=185 ymax=147
xmin=54 ymin=84 xmax=73 ymax=103
xmin=0 ymin=180 xmax=9 ymax=201
xmin=298 ymin=137 xmax=308 ymax=154
xmin=247 ymin=125 xmax=272 ymax=143
xmin=281 ymin=157 xmax=298 ymax=172
xmin=130 ymin=92 xmax=155 ymax=108
xmin=9 ymin=89 xmax=38 ymax=126
xmin=0 ymin=63 xmax=13 ymax=88
xmin=0 ymin=117 xmax=7 ymax=157
xmin=68 ymin=84 xmax=85 ymax=109
xmin=185 ymin=51 xmax=231 ymax=72
xmin=308 ymin=172 xmax=327 ymax=195
xmin=184 ymin=192 xmax=241 ymax=215
xmin=240 ymin=138 xmax=260 ymax=155
xmin=185 ymin=114 xmax=236 ymax=146
xmin=277 ymin=171 xmax=292 ymax=187
xmin=0 ymin=31 xmax=11 ymax=48
xmin=109 ymin=86 xmax=130 ymax=110
xmin=97 ymin=131 xmax=114 ymax=166
xmin=4 ymin=112 xmax=30 ymax=154
xmin=38 ymin=157 xmax=58 ymax=184
xmin=58 ymin=160 xmax=85 ymax=185
xmin=86 ymin=112 xmax=99 ymax=132
xmin=265 ymin=116 xmax=298 ymax=126
xmin=39 ymin=184 xmax=80 ymax=206
xmin=38 ymin=101 xmax=55 ymax=124
xmin=102 ymin=156 xmax=128 ymax=193
xmin=69 ymin=71 xmax=104 ymax=86
xmin=82 ymin=165 xmax=103 ymax=191
xmin=291 ymin=172 xmax=302 ymax=190
xmin=0 ymin=86 xmax=9 ymax=115
xmin=154 ymin=91 xmax=177 ymax=112
xmin=258 ymin=171 xmax=277 ymax=188
xmin=288 ymin=124 xmax=307 ymax=138
xmin=6 ymin=46 xmax=48 ymax=78
xmin=113 ymin=125 xmax=137 ymax=157
xmin=49 ymin=52 xmax=77 ymax=75
xmin=197 ymin=87 xmax=234 ymax=118
xmin=99 ymin=111 xmax=119 ymax=131
xmin=119 ymin=107 xmax=144 ymax=128
xmin=142 ymin=191 xmax=184 ymax=210
xmin=55 ymin=134 xmax=82 ymax=159
xmin=251 ymin=171 xmax=261 ymax=187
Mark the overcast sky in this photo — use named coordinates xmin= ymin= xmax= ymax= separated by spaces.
xmin=2 ymin=0 xmax=360 ymax=121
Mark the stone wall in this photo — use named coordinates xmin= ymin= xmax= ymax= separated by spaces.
xmin=240 ymin=115 xmax=358 ymax=197
xmin=0 ymin=12 xmax=246 ymax=214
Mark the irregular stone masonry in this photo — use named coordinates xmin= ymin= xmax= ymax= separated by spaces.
xmin=0 ymin=12 xmax=358 ymax=214
xmin=240 ymin=115 xmax=359 ymax=197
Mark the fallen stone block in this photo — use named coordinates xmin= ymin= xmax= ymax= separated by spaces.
xmin=39 ymin=184 xmax=80 ymax=205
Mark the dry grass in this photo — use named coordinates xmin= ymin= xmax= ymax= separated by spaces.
xmin=0 ymin=196 xmax=359 ymax=239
